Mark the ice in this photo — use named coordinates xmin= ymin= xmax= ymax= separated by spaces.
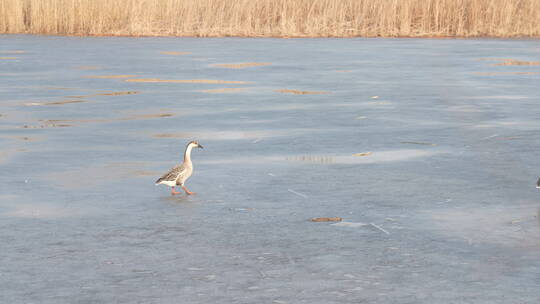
xmin=1 ymin=36 xmax=539 ymax=303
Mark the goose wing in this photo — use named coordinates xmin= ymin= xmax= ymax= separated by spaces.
xmin=155 ymin=164 xmax=186 ymax=184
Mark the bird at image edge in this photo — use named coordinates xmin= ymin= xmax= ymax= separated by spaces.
xmin=156 ymin=141 xmax=203 ymax=195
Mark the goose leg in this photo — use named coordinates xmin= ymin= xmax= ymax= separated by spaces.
xmin=171 ymin=187 xmax=182 ymax=195
xmin=181 ymin=185 xmax=195 ymax=195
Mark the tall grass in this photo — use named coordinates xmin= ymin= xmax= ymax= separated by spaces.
xmin=1 ymin=0 xmax=539 ymax=37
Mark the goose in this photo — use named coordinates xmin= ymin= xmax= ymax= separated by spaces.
xmin=536 ymin=178 xmax=540 ymax=189
xmin=156 ymin=141 xmax=203 ymax=195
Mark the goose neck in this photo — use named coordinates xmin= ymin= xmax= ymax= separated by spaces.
xmin=184 ymin=144 xmax=194 ymax=163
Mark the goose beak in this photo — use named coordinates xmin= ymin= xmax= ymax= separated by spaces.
xmin=198 ymin=144 xmax=204 ymax=149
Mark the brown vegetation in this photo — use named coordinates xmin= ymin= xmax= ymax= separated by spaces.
xmin=24 ymin=91 xmax=140 ymax=106
xmin=65 ymin=91 xmax=140 ymax=98
xmin=276 ymin=89 xmax=329 ymax=95
xmin=493 ymin=59 xmax=540 ymax=66
xmin=311 ymin=217 xmax=342 ymax=222
xmin=40 ymin=99 xmax=87 ymax=106
xmin=1 ymin=0 xmax=539 ymax=37
xmin=352 ymin=152 xmax=373 ymax=156
xmin=25 ymin=100 xmax=85 ymax=106
xmin=125 ymin=78 xmax=248 ymax=84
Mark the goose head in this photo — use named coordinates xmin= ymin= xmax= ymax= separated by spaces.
xmin=188 ymin=140 xmax=203 ymax=149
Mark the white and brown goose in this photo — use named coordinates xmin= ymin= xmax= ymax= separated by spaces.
xmin=156 ymin=140 xmax=203 ymax=195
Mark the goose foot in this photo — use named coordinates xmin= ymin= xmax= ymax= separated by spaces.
xmin=182 ymin=185 xmax=195 ymax=195
xmin=171 ymin=187 xmax=182 ymax=195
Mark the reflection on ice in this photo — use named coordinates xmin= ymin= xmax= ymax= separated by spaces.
xmin=283 ymin=149 xmax=440 ymax=164
xmin=202 ymin=149 xmax=440 ymax=165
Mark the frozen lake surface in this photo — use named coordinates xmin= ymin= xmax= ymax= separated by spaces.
xmin=1 ymin=35 xmax=540 ymax=303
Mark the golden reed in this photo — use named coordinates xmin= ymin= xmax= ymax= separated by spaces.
xmin=1 ymin=0 xmax=539 ymax=37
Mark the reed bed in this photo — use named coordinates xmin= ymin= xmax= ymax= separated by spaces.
xmin=1 ymin=0 xmax=539 ymax=37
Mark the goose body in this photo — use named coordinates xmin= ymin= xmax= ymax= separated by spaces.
xmin=156 ymin=141 xmax=203 ymax=195
xmin=155 ymin=163 xmax=192 ymax=187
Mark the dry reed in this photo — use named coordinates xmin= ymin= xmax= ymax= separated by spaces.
xmin=276 ymin=89 xmax=329 ymax=94
xmin=1 ymin=0 xmax=540 ymax=37
xmin=493 ymin=59 xmax=540 ymax=66
xmin=125 ymin=78 xmax=248 ymax=84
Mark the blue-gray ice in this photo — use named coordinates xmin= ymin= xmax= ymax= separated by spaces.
xmin=1 ymin=35 xmax=539 ymax=303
